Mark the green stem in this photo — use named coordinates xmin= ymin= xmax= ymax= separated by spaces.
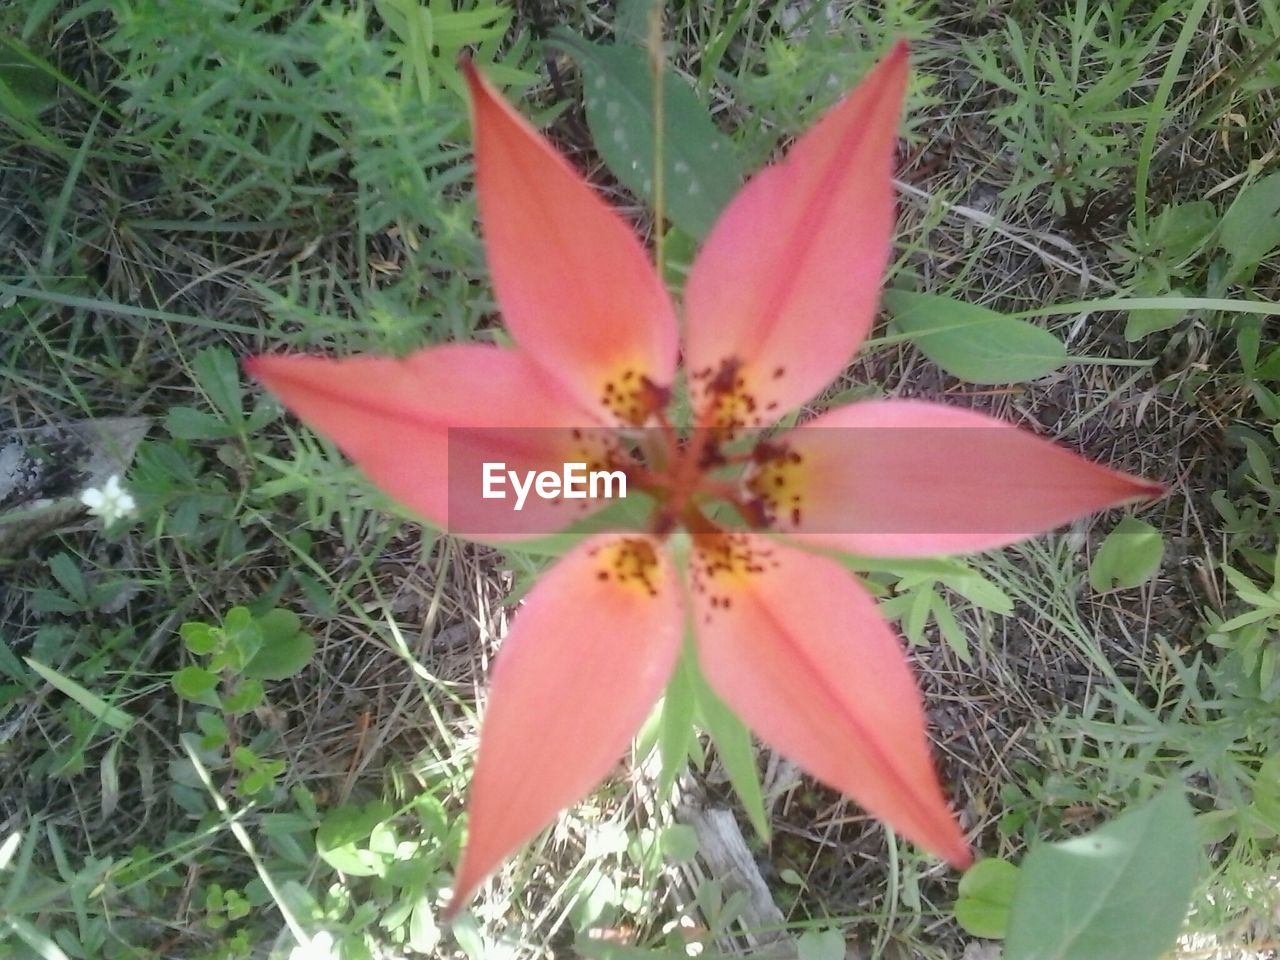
xmin=648 ymin=3 xmax=666 ymax=277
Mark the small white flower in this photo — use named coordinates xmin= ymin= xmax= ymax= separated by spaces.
xmin=79 ymin=474 xmax=137 ymax=525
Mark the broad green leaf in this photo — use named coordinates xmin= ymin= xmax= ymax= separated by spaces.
xmin=0 ymin=41 xmax=57 ymax=120
xmin=1005 ymin=787 xmax=1199 ymax=960
xmin=1148 ymin=200 xmax=1216 ymax=261
xmin=1124 ymin=304 xmax=1188 ymax=341
xmin=1219 ymin=172 xmax=1280 ymax=277
xmin=550 ymin=31 xmax=743 ymax=239
xmin=223 ymin=679 xmax=265 ymax=714
xmin=1089 ymin=517 xmax=1164 ymax=592
xmin=180 ymin=621 xmax=219 ymax=655
xmin=954 ymin=857 xmax=1019 ymax=939
xmin=243 ymin=610 xmax=313 ymax=680
xmin=691 ymin=658 xmax=769 ymax=841
xmin=884 ymin=291 xmax=1069 ymax=384
xmin=24 ymin=657 xmax=134 ymax=732
xmin=171 ymin=665 xmax=221 ymax=708
xmin=613 ymin=0 xmax=657 ymax=45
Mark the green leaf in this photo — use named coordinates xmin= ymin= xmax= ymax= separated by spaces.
xmin=47 ymin=552 xmax=87 ymax=604
xmin=180 ymin=621 xmax=219 ymax=656
xmin=1124 ymin=305 xmax=1187 ymax=341
xmin=24 ymin=657 xmax=135 ymax=732
xmin=659 ymin=823 xmax=699 ymax=864
xmin=223 ymin=679 xmax=265 ymax=715
xmin=932 ymin=596 xmax=971 ymax=664
xmin=242 ymin=610 xmax=313 ymax=680
xmin=316 ymin=802 xmax=393 ymax=877
xmin=884 ymin=291 xmax=1068 ymax=384
xmin=612 ymin=0 xmax=656 ymax=45
xmin=165 ymin=407 xmax=235 ymax=441
xmin=658 ymin=653 xmax=698 ymax=795
xmin=171 ymin=665 xmax=221 ymax=707
xmin=954 ymin=858 xmax=1020 ymax=939
xmin=219 ymin=606 xmax=262 ymax=668
xmin=1004 ymin=787 xmax=1199 ymax=960
xmin=1148 ymin=200 xmax=1216 ymax=261
xmin=1089 ymin=517 xmax=1164 ymax=592
xmin=550 ymin=31 xmax=743 ymax=239
xmin=1124 ymin=263 xmax=1186 ymax=341
xmin=938 ymin=572 xmax=1014 ymax=614
xmin=691 ymin=659 xmax=769 ymax=841
xmin=1219 ymin=172 xmax=1280 ymax=277
xmin=1237 ymin=316 xmax=1262 ymax=375
xmin=0 ymin=41 xmax=57 ymax=120
xmin=904 ymin=584 xmax=934 ymax=645
xmin=192 ymin=346 xmax=245 ymax=426
xmin=797 ymin=929 xmax=845 ymax=960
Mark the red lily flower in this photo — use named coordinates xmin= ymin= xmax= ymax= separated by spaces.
xmin=247 ymin=42 xmax=1162 ymax=916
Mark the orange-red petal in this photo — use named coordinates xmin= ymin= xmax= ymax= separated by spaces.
xmin=683 ymin=43 xmax=908 ymax=430
xmin=447 ymin=535 xmax=683 ymax=915
xmin=246 ymin=345 xmax=610 ymax=539
xmin=464 ymin=63 xmax=678 ymax=426
xmin=747 ymin=399 xmax=1165 ymax=557
xmin=689 ymin=533 xmax=971 ymax=867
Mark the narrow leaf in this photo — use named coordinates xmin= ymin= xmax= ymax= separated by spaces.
xmin=691 ymin=657 xmax=770 ymax=841
xmin=885 ymin=290 xmax=1069 ymax=384
xmin=24 ymin=657 xmax=134 ymax=732
xmin=658 ymin=652 xmax=698 ymax=795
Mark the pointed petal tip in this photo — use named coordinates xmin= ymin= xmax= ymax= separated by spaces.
xmin=243 ymin=351 xmax=325 ymax=386
xmin=1137 ymin=478 xmax=1168 ymax=500
xmin=1114 ymin=468 xmax=1167 ymax=504
xmin=947 ymin=837 xmax=975 ymax=871
xmin=242 ymin=352 xmax=284 ymax=381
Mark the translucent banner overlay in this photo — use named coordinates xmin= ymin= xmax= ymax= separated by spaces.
xmin=445 ymin=426 xmax=1127 ymax=537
